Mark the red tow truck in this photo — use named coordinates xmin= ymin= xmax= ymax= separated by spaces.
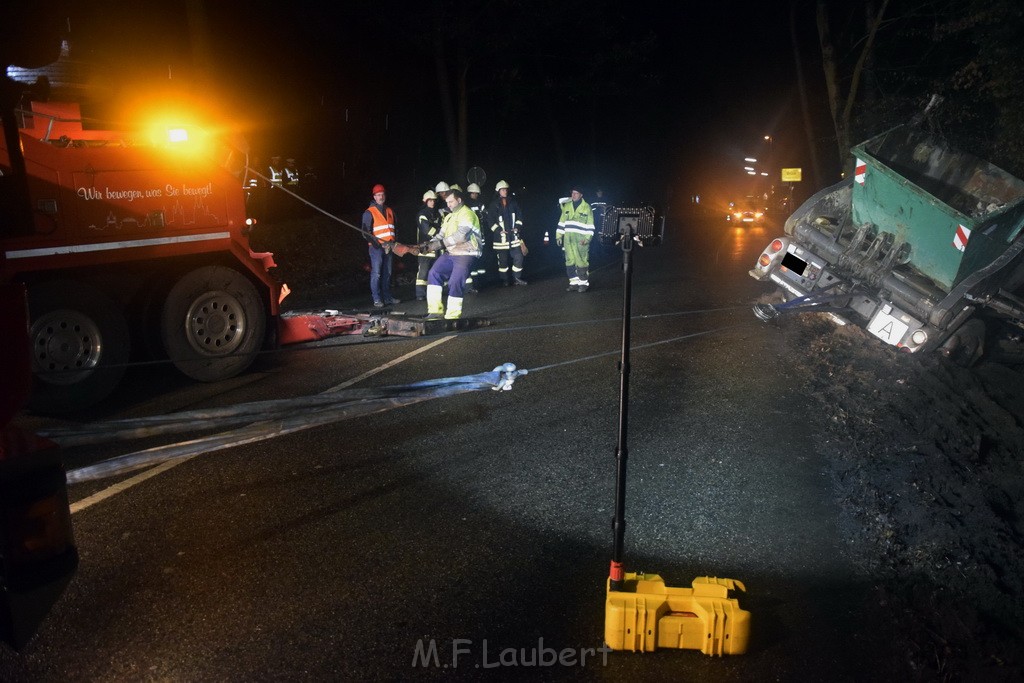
xmin=0 ymin=99 xmax=289 ymax=413
xmin=1 ymin=97 xmax=488 ymax=413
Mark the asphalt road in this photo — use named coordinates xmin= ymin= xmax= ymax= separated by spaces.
xmin=3 ymin=216 xmax=894 ymax=680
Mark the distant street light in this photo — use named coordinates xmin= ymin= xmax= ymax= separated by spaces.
xmin=744 ymin=157 xmax=757 ymax=163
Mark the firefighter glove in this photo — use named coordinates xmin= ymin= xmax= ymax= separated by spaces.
xmin=556 ymin=236 xmax=563 ymax=247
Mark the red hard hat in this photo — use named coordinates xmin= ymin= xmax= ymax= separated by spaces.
xmin=372 ymin=183 xmax=386 ymax=195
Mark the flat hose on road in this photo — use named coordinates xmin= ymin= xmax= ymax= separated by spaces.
xmin=60 ymin=365 xmax=526 ymax=484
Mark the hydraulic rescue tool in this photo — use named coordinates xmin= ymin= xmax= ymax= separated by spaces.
xmin=599 ymin=206 xmax=751 ymax=656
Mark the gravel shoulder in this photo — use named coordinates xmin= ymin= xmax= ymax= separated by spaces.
xmin=779 ymin=314 xmax=1024 ymax=678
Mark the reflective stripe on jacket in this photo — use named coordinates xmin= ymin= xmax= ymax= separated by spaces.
xmin=557 ymin=199 xmax=594 ymax=239
xmin=440 ymin=203 xmax=482 ymax=257
xmin=488 ymin=197 xmax=523 ymax=249
xmin=418 ymin=205 xmax=441 ymax=258
xmin=367 ymin=205 xmax=396 ymax=242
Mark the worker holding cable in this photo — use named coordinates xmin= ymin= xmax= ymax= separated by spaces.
xmin=361 ymin=183 xmax=401 ymax=308
xmin=422 ymin=189 xmax=482 ymax=319
xmin=556 ymin=184 xmax=595 ymax=292
xmin=415 ymin=190 xmax=441 ymax=301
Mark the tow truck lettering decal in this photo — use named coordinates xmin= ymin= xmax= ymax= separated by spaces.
xmin=5 ymin=232 xmax=231 ymax=259
xmin=76 ymin=182 xmax=214 ymax=202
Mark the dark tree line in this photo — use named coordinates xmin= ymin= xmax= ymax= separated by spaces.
xmin=807 ymin=0 xmax=1024 ymax=178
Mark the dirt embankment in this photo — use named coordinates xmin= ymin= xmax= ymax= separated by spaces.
xmin=784 ymin=316 xmax=1024 ymax=678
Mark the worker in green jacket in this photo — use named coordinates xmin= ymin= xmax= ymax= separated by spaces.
xmin=556 ymin=185 xmax=595 ymax=292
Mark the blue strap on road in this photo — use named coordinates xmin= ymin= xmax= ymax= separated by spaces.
xmin=62 ymin=364 xmax=527 ymax=484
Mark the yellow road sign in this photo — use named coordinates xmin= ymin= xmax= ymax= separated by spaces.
xmin=781 ymin=168 xmax=802 ymax=182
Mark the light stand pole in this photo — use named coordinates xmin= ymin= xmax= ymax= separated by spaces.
xmin=609 ymin=221 xmax=636 ymax=591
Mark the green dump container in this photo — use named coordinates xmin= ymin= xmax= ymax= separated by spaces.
xmin=850 ymin=126 xmax=1024 ymax=291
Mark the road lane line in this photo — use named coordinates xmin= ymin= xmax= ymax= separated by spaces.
xmin=324 ymin=335 xmax=454 ymax=392
xmin=71 ymin=456 xmax=198 ymax=514
xmin=71 ymin=335 xmax=456 ymax=514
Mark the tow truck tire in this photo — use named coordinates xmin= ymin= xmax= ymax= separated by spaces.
xmin=161 ymin=266 xmax=266 ymax=382
xmin=26 ymin=281 xmax=130 ymax=414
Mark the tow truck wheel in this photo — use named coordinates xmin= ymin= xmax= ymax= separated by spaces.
xmin=161 ymin=266 xmax=266 ymax=382
xmin=26 ymin=281 xmax=130 ymax=414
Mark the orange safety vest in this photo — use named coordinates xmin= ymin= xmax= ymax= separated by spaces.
xmin=367 ymin=205 xmax=396 ymax=242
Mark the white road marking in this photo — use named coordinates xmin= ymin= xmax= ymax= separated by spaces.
xmin=71 ymin=335 xmax=455 ymax=514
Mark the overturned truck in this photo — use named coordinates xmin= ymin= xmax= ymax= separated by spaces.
xmin=750 ymin=121 xmax=1024 ymax=364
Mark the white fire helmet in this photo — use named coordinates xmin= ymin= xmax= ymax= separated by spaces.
xmin=495 ymin=180 xmax=510 ymax=191
xmin=435 ymin=181 xmax=451 ymax=193
xmin=467 ymin=183 xmax=481 ymax=194
xmin=422 ymin=190 xmax=437 ymax=201
xmin=450 ymin=183 xmax=463 ymax=192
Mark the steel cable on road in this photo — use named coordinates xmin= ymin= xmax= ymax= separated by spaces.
xmin=524 ymin=321 xmax=757 ymax=374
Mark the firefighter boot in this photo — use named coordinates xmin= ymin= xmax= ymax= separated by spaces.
xmin=426 ymin=285 xmax=444 ymax=320
xmin=444 ymin=296 xmax=464 ymax=319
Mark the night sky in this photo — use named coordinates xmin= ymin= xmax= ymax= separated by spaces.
xmin=17 ymin=1 xmax=825 ymax=214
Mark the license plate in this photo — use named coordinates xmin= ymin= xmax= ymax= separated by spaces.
xmin=867 ymin=308 xmax=909 ymax=345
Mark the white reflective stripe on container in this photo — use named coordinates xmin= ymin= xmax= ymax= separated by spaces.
xmin=5 ymin=232 xmax=232 ymax=259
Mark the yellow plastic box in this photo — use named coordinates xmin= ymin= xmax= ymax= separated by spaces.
xmin=605 ymin=573 xmax=750 ymax=655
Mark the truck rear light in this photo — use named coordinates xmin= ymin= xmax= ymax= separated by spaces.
xmin=769 ymin=239 xmax=784 ymax=253
xmin=758 ymin=254 xmax=772 ymax=267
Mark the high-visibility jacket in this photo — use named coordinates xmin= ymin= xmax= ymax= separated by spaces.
xmin=268 ymin=164 xmax=284 ymax=184
xmin=557 ymin=199 xmax=594 ymax=240
xmin=439 ymin=203 xmax=482 ymax=257
xmin=366 ymin=205 xmax=396 ymax=243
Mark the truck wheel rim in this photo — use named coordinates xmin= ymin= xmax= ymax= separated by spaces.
xmin=184 ymin=290 xmax=247 ymax=357
xmin=30 ymin=309 xmax=103 ymax=385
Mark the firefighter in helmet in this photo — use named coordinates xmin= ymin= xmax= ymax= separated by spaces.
xmin=435 ymin=181 xmax=453 ymax=220
xmin=488 ymin=180 xmax=527 ymax=286
xmin=415 ymin=190 xmax=442 ymax=301
xmin=464 ymin=182 xmax=489 ymax=292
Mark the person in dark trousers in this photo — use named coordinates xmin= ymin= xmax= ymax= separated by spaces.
xmin=361 ymin=183 xmax=400 ymax=307
xmin=488 ymin=180 xmax=528 ymax=286
xmin=465 ymin=182 xmax=489 ymax=292
xmin=415 ymin=190 xmax=441 ymax=301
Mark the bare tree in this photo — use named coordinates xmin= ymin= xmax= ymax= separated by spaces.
xmin=816 ymin=0 xmax=890 ymax=175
